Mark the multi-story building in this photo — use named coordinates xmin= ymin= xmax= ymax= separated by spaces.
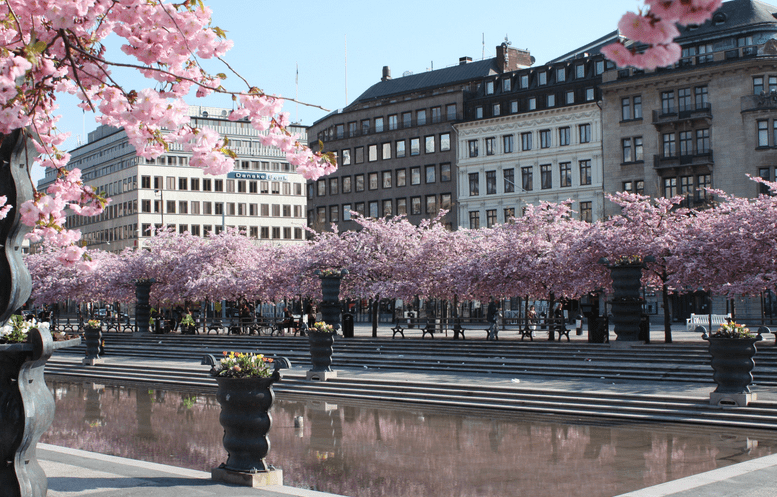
xmin=601 ymin=0 xmax=777 ymax=214
xmin=38 ymin=106 xmax=309 ymax=252
xmin=307 ymin=42 xmax=533 ymax=230
xmin=455 ymin=52 xmax=609 ymax=226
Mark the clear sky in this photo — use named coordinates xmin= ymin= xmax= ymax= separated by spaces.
xmin=35 ymin=0 xmax=645 ymax=184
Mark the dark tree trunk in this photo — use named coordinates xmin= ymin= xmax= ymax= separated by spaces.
xmin=662 ymin=273 xmax=672 ymax=343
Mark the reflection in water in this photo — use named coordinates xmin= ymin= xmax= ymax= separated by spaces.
xmin=42 ymin=381 xmax=777 ymax=497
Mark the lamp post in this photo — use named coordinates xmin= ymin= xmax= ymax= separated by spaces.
xmin=154 ymin=188 xmax=164 ymax=227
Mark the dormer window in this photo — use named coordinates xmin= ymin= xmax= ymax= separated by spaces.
xmin=713 ymin=12 xmax=727 ymax=25
xmin=503 ymin=78 xmax=511 ymax=92
xmin=486 ymin=81 xmax=495 ymax=95
xmin=539 ymin=72 xmax=547 ymax=85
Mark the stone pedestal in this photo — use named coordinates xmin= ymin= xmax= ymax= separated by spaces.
xmin=306 ymin=370 xmax=337 ymax=381
xmin=211 ymin=466 xmax=283 ymax=487
xmin=710 ymin=392 xmax=756 ymax=407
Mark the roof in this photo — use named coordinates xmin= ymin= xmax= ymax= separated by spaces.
xmin=675 ymin=0 xmax=777 ymax=43
xmin=350 ymin=58 xmax=500 ymax=105
xmin=547 ymin=30 xmax=620 ymax=64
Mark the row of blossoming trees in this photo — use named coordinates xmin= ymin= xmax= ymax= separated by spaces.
xmin=25 ymin=182 xmax=777 ymax=340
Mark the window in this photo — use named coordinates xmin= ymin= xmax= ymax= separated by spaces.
xmin=540 ymin=164 xmax=552 ymax=189
xmin=559 ymin=162 xmax=572 ymax=188
xmin=579 ymin=202 xmax=592 ymax=223
xmin=249 ymin=181 xmax=257 ymax=194
xmin=382 ymin=170 xmax=392 ymax=189
xmin=396 ymin=198 xmax=407 ymax=215
xmin=504 ymin=208 xmax=515 ymax=222
xmin=622 ymin=97 xmax=631 ymax=121
xmin=410 ymin=138 xmax=420 ymax=156
xmin=425 ymin=165 xmax=436 ymax=183
xmin=556 ymin=67 xmax=566 ymax=82
xmin=348 ymin=121 xmax=357 ymax=137
xmin=329 ymin=205 xmax=339 ymax=223
xmin=540 ymin=129 xmax=551 ymax=148
xmin=486 ymin=171 xmax=497 ymax=194
xmin=402 ymin=112 xmax=412 ymax=128
xmin=368 ymin=172 xmax=378 ymax=190
xmin=440 ymin=133 xmax=450 ymax=151
xmin=338 ymin=176 xmax=349 ymax=194
xmin=179 ymin=201 xmax=188 ymax=214
xmin=329 ymin=177 xmax=339 ymax=195
xmin=396 ymin=168 xmax=407 ymax=187
xmin=633 ymin=95 xmax=642 ymax=119
xmin=388 ymin=114 xmax=398 ymax=131
xmin=214 ymin=202 xmax=223 ymax=215
xmin=469 ymin=173 xmax=479 ymax=196
xmin=566 ymin=91 xmax=574 ymax=104
xmin=468 ymin=139 xmax=479 ymax=157
xmin=469 ymin=211 xmax=480 ymax=229
xmin=576 ymin=64 xmax=585 ymax=79
xmin=493 ymin=103 xmax=501 ymax=116
xmin=141 ymin=199 xmax=151 ymax=213
xmin=521 ymin=132 xmax=532 ymax=151
xmin=510 ymin=100 xmax=518 ymax=113
xmin=661 ymin=91 xmax=675 ymax=114
xmin=695 ymin=86 xmax=708 ymax=108
xmin=335 ymin=124 xmax=344 ymax=139
xmin=522 ymin=166 xmax=533 ymax=191
xmin=425 ymin=195 xmax=437 ymax=215
xmin=382 ymin=199 xmax=392 ymax=217
xmin=486 ymin=209 xmax=498 ymax=228
xmin=203 ymin=202 xmax=212 ymax=215
xmin=504 ymin=168 xmax=515 ymax=193
xmin=486 ymin=81 xmax=495 ymax=95
xmin=547 ymin=94 xmax=555 ymax=107
xmin=361 ymin=119 xmax=370 ymax=134
xmin=440 ymin=163 xmax=451 ymax=182
xmin=586 ymin=88 xmax=595 ymax=101
xmin=417 ymin=109 xmax=427 ymax=126
xmin=696 ymin=129 xmax=710 ymax=153
xmin=411 ymin=166 xmax=421 ymax=185
xmin=559 ymin=127 xmax=570 ymax=146
xmin=595 ymin=60 xmax=604 ymax=75
xmin=579 ymin=123 xmax=591 ymax=143
xmin=355 ymin=202 xmax=365 ymax=216
xmin=503 ymin=78 xmax=511 ymax=92
xmin=440 ymin=193 xmax=451 ymax=210
xmin=579 ymin=160 xmax=592 ymax=186
xmin=355 ymin=146 xmax=364 ymax=164
xmin=141 ymin=176 xmax=151 ymax=189
xmin=520 ymin=74 xmax=529 ymax=88
xmin=697 ymin=174 xmax=711 ymax=201
xmin=754 ymin=76 xmax=764 ymax=95
xmin=249 ymin=203 xmax=257 ymax=216
xmin=317 ymin=179 xmax=326 ymax=197
xmin=528 ymin=97 xmax=536 ymax=110
xmin=368 ymin=144 xmax=378 ymax=162
xmin=664 ymin=177 xmax=678 ymax=198
xmin=382 ymin=142 xmax=391 ymax=160
xmin=663 ymin=133 xmax=677 ymax=157
xmin=410 ymin=197 xmax=421 ymax=215
xmin=622 ymin=138 xmax=633 ymax=162
xmin=680 ymin=131 xmax=693 ymax=156
xmin=342 ymin=204 xmax=352 ymax=221
xmin=539 ymin=72 xmax=547 ymax=85
xmin=475 ymin=106 xmax=484 ymax=119
xmin=680 ymin=175 xmax=693 ymax=201
xmin=758 ymin=120 xmax=769 ymax=147
xmin=369 ymin=201 xmax=378 ymax=218
xmin=634 ymin=137 xmax=643 ymax=161
xmin=396 ymin=140 xmax=406 ymax=158
xmin=375 ymin=117 xmax=384 ymax=133
xmin=485 ymin=137 xmax=496 ymax=155
xmin=431 ymin=106 xmax=441 ymax=124
xmin=355 ymin=174 xmax=365 ymax=192
xmin=446 ymin=104 xmax=456 ymax=121
xmin=425 ymin=135 xmax=435 ymax=154
xmin=678 ymin=87 xmax=692 ymax=112
xmin=503 ymin=135 xmax=514 ymax=153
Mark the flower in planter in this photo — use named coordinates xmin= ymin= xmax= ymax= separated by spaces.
xmin=211 ymin=351 xmax=274 ymax=378
xmin=180 ymin=314 xmax=195 ymax=327
xmin=712 ymin=322 xmax=753 ymax=339
xmin=1 ymin=314 xmax=50 ymax=343
xmin=311 ymin=321 xmax=335 ymax=333
xmin=317 ymin=268 xmax=346 ymax=277
xmin=87 ymin=319 xmax=101 ymax=328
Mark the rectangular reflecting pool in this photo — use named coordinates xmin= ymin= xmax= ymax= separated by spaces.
xmin=41 ymin=380 xmax=777 ymax=497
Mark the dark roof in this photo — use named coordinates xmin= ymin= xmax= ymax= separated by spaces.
xmin=350 ymin=58 xmax=499 ymax=105
xmin=675 ymin=0 xmax=777 ymax=43
xmin=548 ymin=30 xmax=620 ymax=64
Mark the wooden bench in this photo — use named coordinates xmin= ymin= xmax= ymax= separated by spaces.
xmin=391 ymin=318 xmax=438 ymax=339
xmin=502 ymin=317 xmax=571 ymax=341
xmin=686 ymin=313 xmax=731 ymax=331
xmin=450 ymin=317 xmax=494 ymax=340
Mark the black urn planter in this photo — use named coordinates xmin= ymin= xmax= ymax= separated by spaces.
xmin=600 ymin=257 xmax=653 ymax=347
xmin=133 ymin=279 xmax=155 ymax=334
xmin=211 ymin=370 xmax=283 ymax=487
xmin=307 ymin=331 xmax=335 ymax=381
xmin=82 ymin=324 xmax=102 ymax=365
xmin=0 ymin=328 xmax=80 ymax=497
xmin=703 ymin=333 xmax=762 ymax=407
xmin=318 ymin=274 xmax=345 ymax=331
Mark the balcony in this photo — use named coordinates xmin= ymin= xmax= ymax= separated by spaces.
xmin=741 ymin=91 xmax=777 ymax=112
xmin=652 ymin=103 xmax=712 ymax=126
xmin=653 ymin=149 xmax=714 ymax=170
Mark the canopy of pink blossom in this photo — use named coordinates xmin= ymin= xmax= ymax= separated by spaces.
xmin=26 ymin=183 xmax=777 ymax=306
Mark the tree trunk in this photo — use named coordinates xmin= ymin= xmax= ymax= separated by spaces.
xmin=371 ymin=295 xmax=379 ymax=338
xmin=662 ymin=275 xmax=672 ymax=343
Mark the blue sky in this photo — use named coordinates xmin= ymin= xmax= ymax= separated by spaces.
xmin=34 ymin=1 xmax=669 ymax=184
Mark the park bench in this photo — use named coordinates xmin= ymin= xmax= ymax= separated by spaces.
xmin=686 ymin=313 xmax=731 ymax=331
xmin=502 ymin=316 xmax=571 ymax=341
xmin=450 ymin=317 xmax=495 ymax=340
xmin=391 ymin=318 xmax=439 ymax=339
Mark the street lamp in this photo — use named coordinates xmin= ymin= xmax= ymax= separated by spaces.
xmin=154 ymin=188 xmax=164 ymax=227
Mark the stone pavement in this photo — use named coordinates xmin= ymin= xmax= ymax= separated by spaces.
xmin=37 ymin=320 xmax=777 ymax=497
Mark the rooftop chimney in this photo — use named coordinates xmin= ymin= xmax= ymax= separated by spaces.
xmin=459 ymin=56 xmax=472 ymax=65
xmin=496 ymin=43 xmax=533 ymax=72
xmin=381 ymin=66 xmax=392 ymax=81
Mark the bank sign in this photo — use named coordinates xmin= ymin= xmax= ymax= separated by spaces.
xmin=227 ymin=172 xmax=288 ymax=182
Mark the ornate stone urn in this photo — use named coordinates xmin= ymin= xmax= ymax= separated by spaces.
xmin=600 ymin=256 xmax=654 ymax=347
xmin=701 ymin=325 xmax=764 ymax=407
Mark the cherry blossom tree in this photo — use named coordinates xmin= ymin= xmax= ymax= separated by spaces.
xmin=604 ymin=0 xmax=722 ymax=69
xmin=0 ymin=0 xmax=335 ymax=264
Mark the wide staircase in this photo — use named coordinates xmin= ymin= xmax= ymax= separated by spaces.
xmin=46 ymin=333 xmax=777 ymax=431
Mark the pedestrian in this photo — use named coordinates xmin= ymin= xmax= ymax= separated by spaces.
xmin=486 ymin=298 xmax=499 ymax=341
xmin=527 ymin=305 xmax=538 ymax=337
